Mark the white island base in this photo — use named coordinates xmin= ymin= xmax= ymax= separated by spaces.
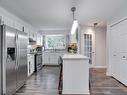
xmin=62 ymin=54 xmax=89 ymax=94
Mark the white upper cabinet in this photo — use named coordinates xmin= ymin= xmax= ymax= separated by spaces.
xmin=0 ymin=15 xmax=36 ymax=38
xmin=1 ymin=16 xmax=13 ymax=27
xmin=36 ymin=34 xmax=42 ymax=45
xmin=14 ymin=21 xmax=23 ymax=31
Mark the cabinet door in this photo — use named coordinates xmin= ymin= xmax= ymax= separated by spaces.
xmin=27 ymin=56 xmax=30 ymax=76
xmin=30 ymin=55 xmax=34 ymax=74
xmin=120 ymin=53 xmax=127 ymax=86
xmin=50 ymin=53 xmax=56 ymax=65
xmin=44 ymin=53 xmax=50 ymax=64
xmin=3 ymin=16 xmax=14 ymax=27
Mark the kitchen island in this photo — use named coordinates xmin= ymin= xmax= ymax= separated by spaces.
xmin=62 ymin=54 xmax=89 ymax=94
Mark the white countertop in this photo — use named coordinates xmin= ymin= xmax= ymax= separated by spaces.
xmin=62 ymin=54 xmax=89 ymax=60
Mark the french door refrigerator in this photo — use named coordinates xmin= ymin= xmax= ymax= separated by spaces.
xmin=0 ymin=25 xmax=28 ymax=95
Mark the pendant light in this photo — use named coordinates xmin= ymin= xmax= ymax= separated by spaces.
xmin=70 ymin=7 xmax=78 ymax=35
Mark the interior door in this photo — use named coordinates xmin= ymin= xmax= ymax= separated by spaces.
xmin=16 ymin=31 xmax=28 ymax=90
xmin=84 ymin=33 xmax=95 ymax=67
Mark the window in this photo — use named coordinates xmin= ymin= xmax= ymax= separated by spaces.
xmin=45 ymin=35 xmax=66 ymax=49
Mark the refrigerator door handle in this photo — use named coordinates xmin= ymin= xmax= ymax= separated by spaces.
xmin=15 ymin=35 xmax=18 ymax=69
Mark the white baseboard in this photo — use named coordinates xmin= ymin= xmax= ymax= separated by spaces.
xmin=106 ymin=70 xmax=112 ymax=76
xmin=62 ymin=89 xmax=90 ymax=95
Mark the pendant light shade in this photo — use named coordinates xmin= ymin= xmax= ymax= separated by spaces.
xmin=71 ymin=20 xmax=78 ymax=35
xmin=70 ymin=7 xmax=78 ymax=35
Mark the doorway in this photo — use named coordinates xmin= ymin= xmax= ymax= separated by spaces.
xmin=84 ymin=31 xmax=95 ymax=68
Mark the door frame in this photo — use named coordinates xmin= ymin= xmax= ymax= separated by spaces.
xmin=82 ymin=28 xmax=96 ymax=68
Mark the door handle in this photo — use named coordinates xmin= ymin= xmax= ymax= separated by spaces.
xmin=29 ymin=61 xmax=31 ymax=73
xmin=113 ymin=54 xmax=116 ymax=56
xmin=123 ymin=56 xmax=126 ymax=58
xmin=122 ymin=56 xmax=127 ymax=60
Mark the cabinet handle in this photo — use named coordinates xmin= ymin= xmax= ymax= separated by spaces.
xmin=29 ymin=62 xmax=30 ymax=73
xmin=123 ymin=56 xmax=126 ymax=58
xmin=113 ymin=55 xmax=116 ymax=56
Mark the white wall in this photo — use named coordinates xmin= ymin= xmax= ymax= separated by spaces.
xmin=80 ymin=26 xmax=106 ymax=68
xmin=39 ymin=29 xmax=69 ymax=35
xmin=109 ymin=5 xmax=127 ymax=25
xmin=95 ymin=27 xmax=106 ymax=68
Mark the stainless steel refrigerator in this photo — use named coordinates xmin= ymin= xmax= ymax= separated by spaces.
xmin=0 ymin=27 xmax=2 ymax=95
xmin=0 ymin=25 xmax=28 ymax=95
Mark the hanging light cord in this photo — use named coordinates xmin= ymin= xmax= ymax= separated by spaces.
xmin=71 ymin=7 xmax=76 ymax=20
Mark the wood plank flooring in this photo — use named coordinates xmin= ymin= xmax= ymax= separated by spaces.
xmin=15 ymin=66 xmax=60 ymax=95
xmin=15 ymin=67 xmax=127 ymax=95
xmin=90 ymin=68 xmax=127 ymax=95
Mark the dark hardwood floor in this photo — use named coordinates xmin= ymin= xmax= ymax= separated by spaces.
xmin=15 ymin=66 xmax=60 ymax=95
xmin=90 ymin=68 xmax=127 ymax=95
xmin=15 ymin=67 xmax=127 ymax=95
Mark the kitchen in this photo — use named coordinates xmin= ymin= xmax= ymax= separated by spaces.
xmin=0 ymin=0 xmax=127 ymax=95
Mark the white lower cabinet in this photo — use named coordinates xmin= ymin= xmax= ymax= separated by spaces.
xmin=44 ymin=52 xmax=65 ymax=65
xmin=27 ymin=54 xmax=35 ymax=77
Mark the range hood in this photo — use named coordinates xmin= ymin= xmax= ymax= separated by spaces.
xmin=29 ymin=37 xmax=36 ymax=42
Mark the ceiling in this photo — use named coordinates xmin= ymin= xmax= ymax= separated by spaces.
xmin=0 ymin=0 xmax=126 ymax=30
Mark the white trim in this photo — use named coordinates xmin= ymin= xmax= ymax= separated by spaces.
xmin=106 ymin=25 xmax=112 ymax=76
xmin=93 ymin=66 xmax=107 ymax=68
xmin=81 ymin=27 xmax=96 ymax=67
xmin=62 ymin=89 xmax=90 ymax=95
xmin=110 ymin=16 xmax=127 ymax=27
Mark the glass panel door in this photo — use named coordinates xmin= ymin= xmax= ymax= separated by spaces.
xmin=84 ymin=34 xmax=92 ymax=64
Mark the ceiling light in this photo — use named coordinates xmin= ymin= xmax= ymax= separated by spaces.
xmin=71 ymin=20 xmax=78 ymax=35
xmin=70 ymin=7 xmax=78 ymax=35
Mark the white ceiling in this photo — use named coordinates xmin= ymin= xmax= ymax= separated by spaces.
xmin=0 ymin=0 xmax=126 ymax=30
